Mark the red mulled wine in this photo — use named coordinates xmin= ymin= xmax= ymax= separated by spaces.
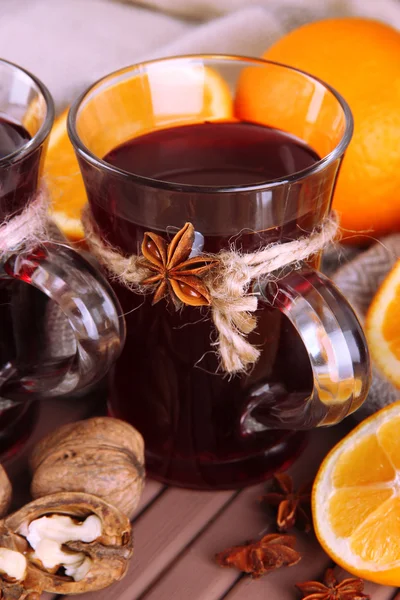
xmin=0 ymin=117 xmax=30 ymax=155
xmin=0 ymin=117 xmax=37 ymax=216
xmin=85 ymin=120 xmax=332 ymax=489
xmin=0 ymin=117 xmax=42 ymax=457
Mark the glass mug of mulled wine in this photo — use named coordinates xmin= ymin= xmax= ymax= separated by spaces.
xmin=0 ymin=59 xmax=124 ymax=457
xmin=68 ymin=55 xmax=371 ymax=489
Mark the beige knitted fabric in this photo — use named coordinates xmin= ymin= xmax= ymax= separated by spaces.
xmin=129 ymin=0 xmax=400 ymax=23
xmin=331 ymin=237 xmax=400 ymax=420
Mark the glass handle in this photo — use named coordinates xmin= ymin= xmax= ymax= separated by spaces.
xmin=2 ymin=243 xmax=125 ymax=402
xmin=240 ymin=269 xmax=371 ymax=434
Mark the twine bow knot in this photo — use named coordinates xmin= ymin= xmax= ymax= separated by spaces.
xmin=82 ymin=206 xmax=339 ymax=374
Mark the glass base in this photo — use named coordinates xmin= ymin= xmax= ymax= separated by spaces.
xmin=0 ymin=401 xmax=39 ymax=461
xmin=144 ymin=431 xmax=308 ymax=490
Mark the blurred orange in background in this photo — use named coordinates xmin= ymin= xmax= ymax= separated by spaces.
xmin=46 ymin=20 xmax=400 ymax=244
xmin=237 ymin=18 xmax=400 ymax=243
xmin=44 ymin=108 xmax=86 ymax=240
xmin=366 ymin=259 xmax=400 ymax=388
xmin=44 ymin=66 xmax=233 ymax=241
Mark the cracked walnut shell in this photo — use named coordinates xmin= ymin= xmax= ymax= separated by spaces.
xmin=1 ymin=491 xmax=133 ymax=596
xmin=30 ymin=417 xmax=145 ymax=519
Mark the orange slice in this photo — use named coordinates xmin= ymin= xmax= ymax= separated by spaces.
xmin=44 ymin=108 xmax=86 ymax=240
xmin=313 ymin=400 xmax=400 ymax=585
xmin=44 ymin=66 xmax=233 ymax=241
xmin=366 ymin=260 xmax=400 ymax=388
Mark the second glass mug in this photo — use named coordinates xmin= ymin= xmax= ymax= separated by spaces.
xmin=0 ymin=59 xmax=125 ymax=456
xmin=68 ymin=55 xmax=371 ymax=489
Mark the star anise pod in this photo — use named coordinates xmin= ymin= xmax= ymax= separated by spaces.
xmin=296 ymin=568 xmax=370 ymax=599
xmin=140 ymin=222 xmax=218 ymax=307
xmin=262 ymin=472 xmax=312 ymax=532
xmin=215 ymin=533 xmax=301 ymax=578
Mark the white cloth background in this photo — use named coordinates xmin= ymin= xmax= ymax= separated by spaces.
xmin=0 ymin=0 xmax=399 ymax=110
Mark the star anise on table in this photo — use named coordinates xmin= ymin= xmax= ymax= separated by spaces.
xmin=296 ymin=568 xmax=370 ymax=599
xmin=140 ymin=222 xmax=218 ymax=307
xmin=261 ymin=472 xmax=312 ymax=532
xmin=215 ymin=533 xmax=301 ymax=578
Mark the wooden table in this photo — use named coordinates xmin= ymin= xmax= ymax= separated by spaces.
xmin=5 ymin=396 xmax=397 ymax=600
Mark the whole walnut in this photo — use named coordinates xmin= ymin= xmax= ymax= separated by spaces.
xmin=30 ymin=417 xmax=145 ymax=520
xmin=0 ymin=463 xmax=12 ymax=518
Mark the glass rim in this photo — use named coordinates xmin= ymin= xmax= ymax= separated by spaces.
xmin=0 ymin=58 xmax=55 ymax=167
xmin=68 ymin=53 xmax=354 ymax=194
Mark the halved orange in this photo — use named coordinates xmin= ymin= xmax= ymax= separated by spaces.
xmin=313 ymin=400 xmax=400 ymax=585
xmin=366 ymin=260 xmax=400 ymax=388
xmin=44 ymin=66 xmax=233 ymax=241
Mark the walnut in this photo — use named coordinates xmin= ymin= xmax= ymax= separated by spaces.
xmin=0 ymin=464 xmax=11 ymax=518
xmin=0 ymin=524 xmax=43 ymax=599
xmin=30 ymin=417 xmax=145 ymax=519
xmin=0 ymin=491 xmax=133 ymax=596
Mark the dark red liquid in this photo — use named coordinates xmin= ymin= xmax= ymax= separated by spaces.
xmin=0 ymin=117 xmax=30 ymax=158
xmin=0 ymin=118 xmax=42 ymax=458
xmin=86 ymin=121 xmax=332 ymax=489
xmin=106 ymin=121 xmax=320 ymax=186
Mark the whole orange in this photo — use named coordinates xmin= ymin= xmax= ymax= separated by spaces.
xmin=237 ymin=18 xmax=400 ymax=242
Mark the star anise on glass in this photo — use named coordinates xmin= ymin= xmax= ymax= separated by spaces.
xmin=215 ymin=533 xmax=301 ymax=578
xmin=261 ymin=472 xmax=312 ymax=532
xmin=140 ymin=222 xmax=218 ymax=307
xmin=296 ymin=568 xmax=370 ymax=599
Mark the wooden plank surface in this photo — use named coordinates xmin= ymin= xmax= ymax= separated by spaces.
xmin=73 ymin=487 xmax=236 ymax=600
xmin=3 ymin=397 xmax=397 ymax=600
xmin=142 ymin=426 xmax=341 ymax=600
